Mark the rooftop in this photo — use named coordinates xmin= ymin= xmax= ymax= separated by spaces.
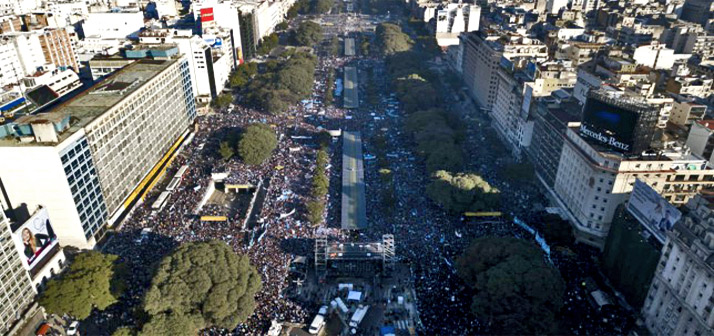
xmin=0 ymin=58 xmax=177 ymax=147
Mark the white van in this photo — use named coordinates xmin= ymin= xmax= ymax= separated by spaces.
xmin=308 ymin=314 xmax=325 ymax=334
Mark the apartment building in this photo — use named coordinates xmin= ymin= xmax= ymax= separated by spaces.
xmin=492 ymin=61 xmax=576 ymax=157
xmin=666 ymin=76 xmax=714 ymax=99
xmin=641 ymin=193 xmax=714 ymax=336
xmin=0 ymin=210 xmax=36 ymax=336
xmin=0 ymin=57 xmax=196 ymax=248
xmin=670 ymin=95 xmax=707 ymax=127
xmin=0 ymin=37 xmax=25 ymax=87
xmin=549 ymin=91 xmax=714 ymax=248
xmin=434 ymin=3 xmax=480 ymax=47
xmin=460 ymin=31 xmax=548 ymax=111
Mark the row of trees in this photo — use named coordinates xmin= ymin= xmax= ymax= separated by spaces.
xmin=324 ymin=68 xmax=335 ymax=105
xmin=219 ymin=123 xmax=278 ymax=166
xmin=386 ymin=13 xmax=565 ymax=335
xmin=39 ymin=241 xmax=262 ymax=336
xmin=306 ymin=145 xmax=329 ymax=225
xmin=241 ymin=52 xmax=317 ymax=114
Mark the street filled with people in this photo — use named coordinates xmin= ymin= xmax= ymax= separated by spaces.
xmin=79 ymin=4 xmax=635 ymax=336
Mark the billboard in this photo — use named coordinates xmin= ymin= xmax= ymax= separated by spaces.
xmin=627 ymin=179 xmax=682 ymax=243
xmin=11 ymin=208 xmax=58 ymax=271
xmin=580 ymin=98 xmax=638 ymax=152
xmin=200 ymin=8 xmax=214 ymax=22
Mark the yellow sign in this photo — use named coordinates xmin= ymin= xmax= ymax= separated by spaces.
xmin=275 ymin=165 xmax=284 ymax=170
xmin=225 ymin=184 xmax=253 ymax=189
xmin=200 ymin=216 xmax=228 ymax=222
xmin=463 ymin=212 xmax=502 ymax=217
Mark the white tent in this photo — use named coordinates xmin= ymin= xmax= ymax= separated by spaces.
xmin=347 ymin=290 xmax=362 ymax=301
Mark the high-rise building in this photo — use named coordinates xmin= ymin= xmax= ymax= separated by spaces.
xmin=0 ymin=57 xmax=196 ymax=248
xmin=641 ymin=193 xmax=714 ymax=336
xmin=681 ymin=0 xmax=714 ymax=25
xmin=542 ymin=90 xmax=714 ymax=248
xmin=460 ymin=32 xmax=548 ymax=112
xmin=37 ymin=28 xmax=79 ymax=72
xmin=434 ymin=3 xmax=480 ymax=47
xmin=0 ymin=210 xmax=36 ymax=336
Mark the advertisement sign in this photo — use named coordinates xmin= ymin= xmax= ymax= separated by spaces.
xmin=580 ymin=98 xmax=638 ymax=153
xmin=203 ymin=35 xmax=223 ymax=48
xmin=627 ymin=179 xmax=682 ymax=243
xmin=11 ymin=207 xmax=58 ymax=271
xmin=200 ymin=8 xmax=214 ymax=22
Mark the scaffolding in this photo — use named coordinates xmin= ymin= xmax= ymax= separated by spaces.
xmin=315 ymin=237 xmax=327 ymax=276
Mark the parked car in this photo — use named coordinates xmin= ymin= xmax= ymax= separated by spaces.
xmin=67 ymin=321 xmax=79 ymax=336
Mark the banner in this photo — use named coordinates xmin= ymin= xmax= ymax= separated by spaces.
xmin=627 ymin=179 xmax=681 ymax=243
xmin=12 ymin=208 xmax=58 ymax=271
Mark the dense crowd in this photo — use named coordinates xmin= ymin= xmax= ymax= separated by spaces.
xmin=83 ymin=14 xmax=632 ymax=336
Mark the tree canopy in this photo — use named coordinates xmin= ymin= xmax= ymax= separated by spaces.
xmin=238 ymin=123 xmax=278 ymax=165
xmin=375 ymin=23 xmax=413 ymax=55
xmin=312 ymin=0 xmax=333 ymax=13
xmin=230 ymin=62 xmax=258 ymax=89
xmin=457 ymin=237 xmax=565 ymax=334
xmin=212 ymin=93 xmax=233 ymax=109
xmin=294 ymin=21 xmax=323 ymax=46
xmin=39 ymin=251 xmax=126 ymax=319
xmin=242 ymin=52 xmax=316 ymax=114
xmin=141 ymin=241 xmax=261 ymax=335
xmin=426 ymin=170 xmax=500 ymax=213
xmin=256 ymin=33 xmax=279 ymax=55
xmin=405 ymin=108 xmax=464 ymax=172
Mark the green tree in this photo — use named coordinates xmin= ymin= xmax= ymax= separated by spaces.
xmin=219 ymin=141 xmax=234 ymax=160
xmin=256 ymin=33 xmax=279 ymax=55
xmin=329 ymin=36 xmax=340 ymax=56
xmin=294 ymin=21 xmax=323 ymax=46
xmin=457 ymin=237 xmax=565 ymax=334
xmin=112 ymin=327 xmax=136 ymax=336
xmin=312 ymin=0 xmax=334 ymax=13
xmin=375 ymin=23 xmax=412 ymax=55
xmin=238 ymin=124 xmax=278 ymax=165
xmin=139 ymin=311 xmax=201 ymax=336
xmin=39 ymin=251 xmax=126 ymax=319
xmin=213 ymin=93 xmax=233 ymax=109
xmin=316 ymin=148 xmax=328 ymax=166
xmin=426 ymin=170 xmax=500 ymax=213
xmin=306 ymin=199 xmax=325 ymax=225
xmin=142 ymin=241 xmax=261 ymax=334
xmin=276 ymin=21 xmax=289 ymax=31
xmin=312 ymin=172 xmax=328 ymax=197
xmin=230 ymin=62 xmax=258 ymax=89
xmin=316 ymin=131 xmax=332 ymax=148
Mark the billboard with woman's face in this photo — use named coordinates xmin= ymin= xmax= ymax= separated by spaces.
xmin=11 ymin=208 xmax=58 ymax=271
